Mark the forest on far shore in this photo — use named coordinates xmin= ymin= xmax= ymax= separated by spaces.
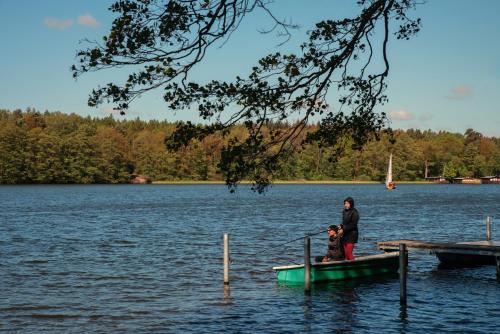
xmin=1 ymin=108 xmax=499 ymax=184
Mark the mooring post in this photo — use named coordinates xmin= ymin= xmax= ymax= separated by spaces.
xmin=223 ymin=233 xmax=230 ymax=285
xmin=486 ymin=216 xmax=492 ymax=241
xmin=304 ymin=236 xmax=311 ymax=293
xmin=399 ymin=243 xmax=407 ymax=305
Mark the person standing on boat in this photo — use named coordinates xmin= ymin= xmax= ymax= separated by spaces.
xmin=315 ymin=225 xmax=344 ymax=263
xmin=339 ymin=197 xmax=359 ymax=260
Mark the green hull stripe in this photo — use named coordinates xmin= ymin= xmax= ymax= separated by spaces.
xmin=275 ymin=257 xmax=399 ymax=284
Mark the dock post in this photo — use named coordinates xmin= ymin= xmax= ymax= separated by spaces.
xmin=304 ymin=236 xmax=311 ymax=293
xmin=399 ymin=243 xmax=407 ymax=305
xmin=223 ymin=233 xmax=230 ymax=285
xmin=486 ymin=216 xmax=492 ymax=241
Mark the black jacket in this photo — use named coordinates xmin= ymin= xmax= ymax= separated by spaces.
xmin=341 ymin=200 xmax=359 ymax=244
xmin=326 ymin=235 xmax=344 ymax=260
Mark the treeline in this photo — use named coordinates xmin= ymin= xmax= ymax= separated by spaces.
xmin=1 ymin=108 xmax=500 ymax=184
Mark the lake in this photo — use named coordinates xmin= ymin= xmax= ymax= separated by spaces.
xmin=1 ymin=184 xmax=499 ymax=333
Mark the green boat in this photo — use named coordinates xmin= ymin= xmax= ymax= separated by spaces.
xmin=272 ymin=252 xmax=400 ymax=284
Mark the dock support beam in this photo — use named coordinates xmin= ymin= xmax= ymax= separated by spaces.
xmin=223 ymin=233 xmax=230 ymax=285
xmin=304 ymin=236 xmax=311 ymax=293
xmin=486 ymin=216 xmax=492 ymax=241
xmin=399 ymin=243 xmax=407 ymax=305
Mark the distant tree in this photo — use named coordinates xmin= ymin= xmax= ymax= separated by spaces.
xmin=60 ymin=125 xmax=101 ymax=183
xmin=8 ymin=109 xmax=500 ymax=184
xmin=464 ymin=128 xmax=482 ymax=146
xmin=442 ymin=157 xmax=466 ymax=180
xmin=491 ymin=146 xmax=500 ymax=175
xmin=463 ymin=143 xmax=479 ymax=177
xmin=419 ymin=139 xmax=437 ymax=178
xmin=0 ymin=124 xmax=27 ymax=183
xmin=73 ymin=0 xmax=421 ymax=191
xmin=92 ymin=127 xmax=133 ymax=183
xmin=392 ymin=131 xmax=423 ymax=180
xmin=132 ymin=129 xmax=177 ymax=180
xmin=201 ymin=134 xmax=224 ymax=180
xmin=188 ymin=140 xmax=209 ymax=180
xmin=25 ymin=129 xmax=64 ymax=183
xmin=358 ymin=138 xmax=387 ymax=181
xmin=432 ymin=132 xmax=464 ymax=175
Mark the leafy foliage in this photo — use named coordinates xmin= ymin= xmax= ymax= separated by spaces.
xmin=1 ymin=109 xmax=500 ymax=185
xmin=72 ymin=0 xmax=421 ymax=191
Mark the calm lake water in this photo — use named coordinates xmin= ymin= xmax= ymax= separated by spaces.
xmin=1 ymin=184 xmax=499 ymax=333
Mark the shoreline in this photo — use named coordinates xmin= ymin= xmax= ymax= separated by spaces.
xmin=152 ymin=180 xmax=435 ymax=185
xmin=5 ymin=180 xmax=495 ymax=186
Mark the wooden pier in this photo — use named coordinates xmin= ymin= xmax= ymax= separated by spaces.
xmin=378 ymin=239 xmax=500 ymax=255
xmin=377 ymin=238 xmax=500 ymax=304
xmin=377 ymin=239 xmax=500 ymax=276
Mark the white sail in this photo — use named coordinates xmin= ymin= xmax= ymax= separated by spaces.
xmin=386 ymin=153 xmax=393 ymax=187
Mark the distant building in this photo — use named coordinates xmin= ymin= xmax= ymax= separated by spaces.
xmin=480 ymin=175 xmax=500 ymax=184
xmin=451 ymin=177 xmax=481 ymax=184
xmin=425 ymin=176 xmax=448 ymax=183
xmin=130 ymin=174 xmax=152 ymax=184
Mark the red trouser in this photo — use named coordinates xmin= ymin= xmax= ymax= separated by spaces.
xmin=343 ymin=243 xmax=355 ymax=260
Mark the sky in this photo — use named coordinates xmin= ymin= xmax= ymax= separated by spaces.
xmin=0 ymin=0 xmax=499 ymax=136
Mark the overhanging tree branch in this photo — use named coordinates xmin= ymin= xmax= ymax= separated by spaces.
xmin=73 ymin=0 xmax=421 ymax=192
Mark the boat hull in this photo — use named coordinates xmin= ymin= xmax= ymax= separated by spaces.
xmin=273 ymin=253 xmax=400 ymax=284
xmin=386 ymin=182 xmax=396 ymax=190
xmin=435 ymin=251 xmax=496 ymax=266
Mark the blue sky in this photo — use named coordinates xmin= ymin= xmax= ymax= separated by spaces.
xmin=0 ymin=0 xmax=499 ymax=136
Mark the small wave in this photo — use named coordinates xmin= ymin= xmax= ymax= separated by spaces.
xmin=23 ymin=259 xmax=49 ymax=264
xmin=92 ymin=275 xmax=129 ymax=281
xmin=41 ymin=283 xmax=71 ymax=288
xmin=113 ymin=239 xmax=137 ymax=245
xmin=1 ymin=305 xmax=61 ymax=312
xmin=109 ymin=315 xmax=135 ymax=321
xmin=121 ymin=296 xmax=160 ymax=302
xmin=89 ymin=314 xmax=105 ymax=321
xmin=30 ymin=314 xmax=80 ymax=319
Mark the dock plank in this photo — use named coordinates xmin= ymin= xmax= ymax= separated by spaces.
xmin=377 ymin=239 xmax=500 ymax=256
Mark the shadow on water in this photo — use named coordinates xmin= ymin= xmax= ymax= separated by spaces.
xmin=436 ymin=261 xmax=496 ymax=270
xmin=399 ymin=304 xmax=409 ymax=334
xmin=223 ymin=284 xmax=232 ymax=305
xmin=302 ymin=293 xmax=313 ymax=332
xmin=278 ymin=274 xmax=400 ymax=333
xmin=276 ymin=273 xmax=399 ymax=293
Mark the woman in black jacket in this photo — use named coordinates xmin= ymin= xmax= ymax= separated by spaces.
xmin=340 ymin=197 xmax=359 ymax=260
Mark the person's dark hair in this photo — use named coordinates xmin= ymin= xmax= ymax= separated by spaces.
xmin=343 ymin=197 xmax=355 ymax=208
xmin=328 ymin=224 xmax=339 ymax=232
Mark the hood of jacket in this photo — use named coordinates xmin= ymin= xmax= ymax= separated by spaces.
xmin=344 ymin=197 xmax=355 ymax=209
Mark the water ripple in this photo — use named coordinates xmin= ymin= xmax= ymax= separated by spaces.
xmin=1 ymin=184 xmax=499 ymax=333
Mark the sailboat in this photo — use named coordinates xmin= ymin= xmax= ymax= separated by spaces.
xmin=385 ymin=153 xmax=396 ymax=190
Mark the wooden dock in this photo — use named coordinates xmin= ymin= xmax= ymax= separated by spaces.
xmin=377 ymin=239 xmax=500 ymax=277
xmin=378 ymin=239 xmax=500 ymax=255
xmin=373 ymin=218 xmax=498 ymax=305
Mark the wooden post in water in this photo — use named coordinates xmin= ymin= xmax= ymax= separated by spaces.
xmin=304 ymin=236 xmax=311 ymax=293
xmin=399 ymin=243 xmax=407 ymax=305
xmin=486 ymin=216 xmax=492 ymax=241
xmin=223 ymin=233 xmax=230 ymax=285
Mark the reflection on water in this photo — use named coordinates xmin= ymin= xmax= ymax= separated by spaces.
xmin=399 ymin=304 xmax=408 ymax=324
xmin=223 ymin=284 xmax=232 ymax=305
xmin=1 ymin=184 xmax=500 ymax=333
